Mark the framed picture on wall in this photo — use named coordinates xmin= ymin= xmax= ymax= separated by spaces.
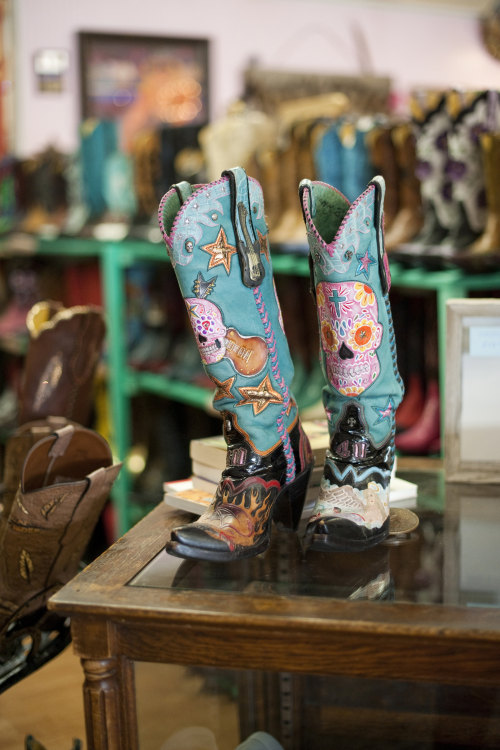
xmin=0 ymin=0 xmax=15 ymax=156
xmin=78 ymin=31 xmax=209 ymax=146
xmin=445 ymin=298 xmax=500 ymax=483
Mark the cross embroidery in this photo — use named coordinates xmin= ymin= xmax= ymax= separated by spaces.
xmin=328 ymin=288 xmax=346 ymax=317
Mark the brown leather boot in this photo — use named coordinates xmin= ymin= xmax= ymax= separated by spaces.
xmin=18 ymin=300 xmax=105 ymax=426
xmin=0 ymin=417 xmax=75 ymax=538
xmin=467 ymin=132 xmax=500 ymax=262
xmin=0 ymin=424 xmax=121 ymax=690
xmin=384 ymin=123 xmax=424 ymax=251
xmin=366 ymin=124 xmax=400 ymax=232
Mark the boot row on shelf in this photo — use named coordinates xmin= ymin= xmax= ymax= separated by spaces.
xmin=391 ymin=88 xmax=500 ymax=269
xmin=201 ymin=87 xmax=500 ymax=270
xmin=3 ymin=86 xmax=499 ymax=271
xmin=392 ymin=293 xmax=441 ymax=457
xmin=0 ymin=301 xmax=121 ymax=692
xmin=0 ymin=120 xmax=201 ymax=244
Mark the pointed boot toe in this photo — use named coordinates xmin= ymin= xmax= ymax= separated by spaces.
xmin=168 ymin=514 xmax=270 ymax=563
xmin=168 ymin=524 xmax=233 ymax=561
xmin=306 ymin=514 xmax=390 ymax=552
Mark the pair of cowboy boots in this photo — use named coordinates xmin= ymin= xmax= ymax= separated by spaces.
xmin=0 ymin=301 xmax=121 ymax=691
xmin=158 ymin=166 xmax=403 ymax=562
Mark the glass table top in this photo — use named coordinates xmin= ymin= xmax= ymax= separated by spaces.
xmin=130 ymin=469 xmax=500 ymax=610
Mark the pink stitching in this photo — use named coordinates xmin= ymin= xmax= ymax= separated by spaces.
xmin=253 ymin=285 xmax=296 ymax=482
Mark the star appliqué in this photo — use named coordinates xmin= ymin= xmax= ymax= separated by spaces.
xmin=237 ymin=374 xmax=283 ymax=415
xmin=202 ymin=227 xmax=237 ymax=274
xmin=355 ymin=248 xmax=376 ymax=279
xmin=372 ymin=398 xmax=394 ymax=424
xmin=257 ymin=229 xmax=270 ymax=262
xmin=213 ymin=376 xmax=235 ymax=402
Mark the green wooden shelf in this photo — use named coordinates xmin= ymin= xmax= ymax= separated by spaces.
xmin=125 ymin=370 xmax=213 ymax=410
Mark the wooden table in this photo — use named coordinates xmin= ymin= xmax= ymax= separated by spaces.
xmin=49 ymin=468 xmax=500 ymax=749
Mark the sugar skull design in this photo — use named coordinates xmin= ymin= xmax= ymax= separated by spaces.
xmin=317 ymin=280 xmax=383 ymax=396
xmin=185 ymin=272 xmax=268 ymax=376
xmin=186 ymin=295 xmax=227 ymax=365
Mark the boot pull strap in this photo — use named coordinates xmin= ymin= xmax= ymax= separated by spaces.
xmin=158 ymin=181 xmax=193 ymax=244
xmin=298 ymin=178 xmax=316 ymax=221
xmin=298 ymin=180 xmax=317 ymax=301
xmin=48 ymin=424 xmax=75 ymax=457
xmin=172 ymin=181 xmax=193 ymax=206
xmin=370 ymin=176 xmax=390 ymax=295
xmin=222 ymin=167 xmax=265 ymax=288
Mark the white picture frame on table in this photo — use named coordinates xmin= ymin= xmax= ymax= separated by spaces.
xmin=445 ymin=298 xmax=500 ymax=483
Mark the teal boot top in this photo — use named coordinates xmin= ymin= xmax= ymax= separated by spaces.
xmin=159 ymin=168 xmax=300 ymax=472
xmin=300 ymin=176 xmax=403 ymax=451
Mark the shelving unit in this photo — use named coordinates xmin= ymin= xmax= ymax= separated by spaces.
xmin=1 ymin=234 xmax=500 ymax=535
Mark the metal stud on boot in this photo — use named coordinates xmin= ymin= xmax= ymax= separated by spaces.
xmin=158 ymin=167 xmax=313 ymax=562
xmin=299 ymin=175 xmax=404 ymax=551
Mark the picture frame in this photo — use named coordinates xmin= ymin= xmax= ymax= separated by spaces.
xmin=443 ymin=482 xmax=500 ymax=606
xmin=445 ymin=298 xmax=500 ymax=483
xmin=78 ymin=31 xmax=210 ymax=128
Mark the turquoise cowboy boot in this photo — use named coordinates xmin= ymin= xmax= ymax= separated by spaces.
xmin=299 ymin=175 xmax=404 ymax=551
xmin=158 ymin=167 xmax=313 ymax=562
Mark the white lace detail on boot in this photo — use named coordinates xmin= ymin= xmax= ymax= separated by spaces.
xmin=309 ymin=479 xmax=389 ymax=530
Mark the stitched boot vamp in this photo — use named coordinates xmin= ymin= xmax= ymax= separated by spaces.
xmin=170 ymin=420 xmax=312 ymax=562
xmin=171 ymin=474 xmax=281 ymax=560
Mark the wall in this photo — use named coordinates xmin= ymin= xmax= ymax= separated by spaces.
xmin=13 ymin=0 xmax=500 ymax=156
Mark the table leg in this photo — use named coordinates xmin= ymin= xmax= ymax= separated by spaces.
xmin=81 ymin=655 xmax=139 ymax=750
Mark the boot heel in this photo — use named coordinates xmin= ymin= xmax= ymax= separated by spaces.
xmin=273 ymin=466 xmax=312 ymax=531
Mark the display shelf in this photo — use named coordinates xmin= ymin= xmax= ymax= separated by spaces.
xmin=125 ymin=370 xmax=213 ymax=409
xmin=2 ymin=232 xmax=500 ymax=534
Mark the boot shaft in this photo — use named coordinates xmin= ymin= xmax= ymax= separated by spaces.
xmin=446 ymin=89 xmax=500 ymax=236
xmin=468 ymin=131 xmax=500 ymax=256
xmin=159 ymin=168 xmax=299 ymax=460
xmin=480 ymin=131 xmax=500 ymax=212
xmin=19 ymin=300 xmax=105 ymax=425
xmin=0 ymin=417 xmax=76 ymax=534
xmin=300 ymin=176 xmax=404 ymax=453
xmin=411 ymin=90 xmax=459 ymax=236
xmin=391 ymin=123 xmax=421 ymax=210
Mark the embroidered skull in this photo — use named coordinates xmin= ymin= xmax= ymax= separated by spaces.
xmin=185 ymin=297 xmax=227 ymax=365
xmin=317 ymin=281 xmax=383 ymax=396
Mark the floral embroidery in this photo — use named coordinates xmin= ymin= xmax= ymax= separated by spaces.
xmin=354 ymin=282 xmax=375 ymax=307
xmin=321 ymin=321 xmax=339 ymax=351
xmin=348 ymin=317 xmax=379 ymax=352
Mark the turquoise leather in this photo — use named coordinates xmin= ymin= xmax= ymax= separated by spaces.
xmin=159 ymin=168 xmax=299 ymax=459
xmin=301 ymin=175 xmax=403 ymax=450
xmin=299 ymin=175 xmax=404 ymax=548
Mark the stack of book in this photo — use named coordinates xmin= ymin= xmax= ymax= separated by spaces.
xmin=163 ymin=420 xmax=418 ymax=515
